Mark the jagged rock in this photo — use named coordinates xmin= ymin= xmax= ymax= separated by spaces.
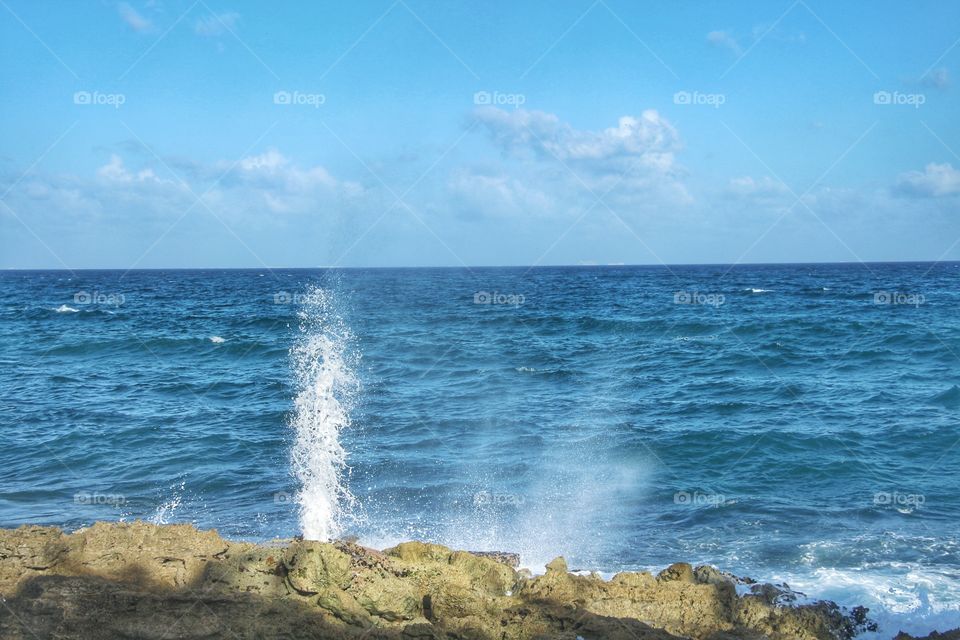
xmin=545 ymin=556 xmax=568 ymax=573
xmin=693 ymin=564 xmax=739 ymax=586
xmin=468 ymin=550 xmax=520 ymax=568
xmin=657 ymin=562 xmax=695 ymax=583
xmin=0 ymin=521 xmax=918 ymax=640
xmin=748 ymin=581 xmax=806 ymax=606
xmin=284 ymin=540 xmax=353 ymax=594
xmin=385 ymin=540 xmax=451 ymax=564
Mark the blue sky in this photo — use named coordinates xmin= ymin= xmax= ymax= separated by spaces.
xmin=1 ymin=0 xmax=958 ymax=268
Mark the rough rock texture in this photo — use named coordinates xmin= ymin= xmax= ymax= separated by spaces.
xmin=0 ymin=521 xmax=892 ymax=639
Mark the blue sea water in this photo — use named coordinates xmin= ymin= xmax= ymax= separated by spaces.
xmin=1 ymin=263 xmax=959 ymax=635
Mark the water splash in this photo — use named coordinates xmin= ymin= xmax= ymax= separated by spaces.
xmin=150 ymin=479 xmax=185 ymax=525
xmin=289 ymin=286 xmax=359 ymax=541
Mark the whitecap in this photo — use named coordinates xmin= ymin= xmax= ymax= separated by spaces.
xmin=54 ymin=305 xmax=79 ymax=313
xmin=745 ymin=288 xmax=772 ymax=293
xmin=768 ymin=563 xmax=960 ymax=639
xmin=209 ymin=336 xmax=226 ymax=343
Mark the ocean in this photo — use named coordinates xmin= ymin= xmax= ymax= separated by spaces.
xmin=1 ymin=263 xmax=958 ymax=636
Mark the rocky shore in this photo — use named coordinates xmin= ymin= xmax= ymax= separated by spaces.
xmin=0 ymin=521 xmax=951 ymax=639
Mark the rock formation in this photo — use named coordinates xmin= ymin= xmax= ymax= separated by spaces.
xmin=0 ymin=521 xmax=934 ymax=639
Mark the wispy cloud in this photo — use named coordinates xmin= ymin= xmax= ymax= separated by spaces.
xmin=708 ymin=24 xmax=805 ymax=58
xmin=727 ymin=176 xmax=789 ymax=198
xmin=118 ymin=2 xmax=152 ymax=32
xmin=920 ymin=67 xmax=950 ymax=90
xmin=4 ymin=149 xmax=362 ymax=228
xmin=706 ymin=30 xmax=742 ymax=56
xmin=194 ymin=12 xmax=241 ymax=37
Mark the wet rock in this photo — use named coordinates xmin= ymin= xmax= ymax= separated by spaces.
xmin=693 ymin=564 xmax=738 ymax=586
xmin=748 ymin=581 xmax=805 ymax=606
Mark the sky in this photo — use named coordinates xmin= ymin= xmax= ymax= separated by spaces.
xmin=1 ymin=0 xmax=958 ymax=269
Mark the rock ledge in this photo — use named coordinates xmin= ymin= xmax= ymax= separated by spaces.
xmin=0 ymin=521 xmax=940 ymax=639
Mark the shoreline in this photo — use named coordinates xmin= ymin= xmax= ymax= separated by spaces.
xmin=0 ymin=521 xmax=952 ymax=640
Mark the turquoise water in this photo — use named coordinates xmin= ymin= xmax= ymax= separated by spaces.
xmin=2 ymin=263 xmax=959 ymax=635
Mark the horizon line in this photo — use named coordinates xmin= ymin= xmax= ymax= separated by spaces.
xmin=3 ymin=259 xmax=959 ymax=272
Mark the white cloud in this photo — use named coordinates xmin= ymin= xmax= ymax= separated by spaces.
xmin=468 ymin=107 xmax=691 ymax=215
xmin=238 ymin=149 xmax=287 ymax=172
xmin=727 ymin=176 xmax=790 ymax=198
xmin=706 ymin=30 xmax=742 ymax=56
xmin=6 ymin=150 xmax=363 ymax=228
xmin=473 ymin=107 xmax=681 ymax=174
xmin=895 ymin=163 xmax=960 ymax=197
xmin=235 ymin=149 xmax=343 ymax=191
xmin=118 ymin=2 xmax=151 ymax=32
xmin=97 ymin=154 xmax=167 ymax=184
xmin=226 ymin=149 xmax=355 ymax=210
xmin=448 ymin=169 xmax=552 ymax=218
xmin=194 ymin=12 xmax=240 ymax=37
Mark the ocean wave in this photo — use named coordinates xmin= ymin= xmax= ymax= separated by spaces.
xmin=769 ymin=563 xmax=960 ymax=639
xmin=928 ymin=385 xmax=960 ymax=409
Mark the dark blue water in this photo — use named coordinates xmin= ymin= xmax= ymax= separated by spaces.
xmin=2 ymin=263 xmax=959 ymax=635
